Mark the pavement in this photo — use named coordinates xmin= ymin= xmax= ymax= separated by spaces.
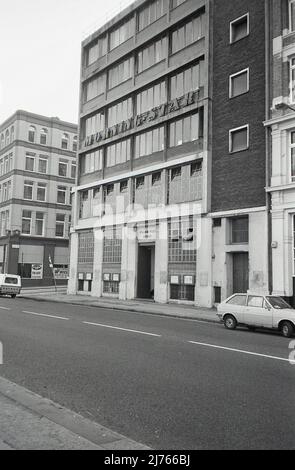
xmin=19 ymin=288 xmax=218 ymax=323
xmin=0 ymin=375 xmax=149 ymax=450
xmin=0 ymin=296 xmax=294 ymax=449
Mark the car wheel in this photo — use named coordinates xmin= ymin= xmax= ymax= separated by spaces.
xmin=224 ymin=315 xmax=237 ymax=330
xmin=281 ymin=321 xmax=294 ymax=338
xmin=10 ymin=294 xmax=16 ymax=299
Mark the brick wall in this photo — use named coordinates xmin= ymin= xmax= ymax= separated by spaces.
xmin=211 ymin=0 xmax=266 ymax=212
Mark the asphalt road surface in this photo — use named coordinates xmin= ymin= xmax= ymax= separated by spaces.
xmin=0 ymin=297 xmax=294 ymax=450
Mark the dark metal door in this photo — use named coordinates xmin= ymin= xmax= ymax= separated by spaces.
xmin=233 ymin=253 xmax=249 ymax=293
xmin=137 ymin=246 xmax=152 ymax=299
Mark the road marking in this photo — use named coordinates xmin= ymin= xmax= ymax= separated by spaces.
xmin=0 ymin=306 xmax=11 ymax=310
xmin=83 ymin=321 xmax=162 ymax=337
xmin=188 ymin=341 xmax=290 ymax=363
xmin=22 ymin=311 xmax=69 ymax=321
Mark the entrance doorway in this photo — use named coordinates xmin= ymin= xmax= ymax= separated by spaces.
xmin=232 ymin=252 xmax=249 ymax=293
xmin=137 ymin=244 xmax=155 ymax=299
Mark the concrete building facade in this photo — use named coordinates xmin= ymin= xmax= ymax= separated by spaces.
xmin=69 ymin=0 xmax=271 ymax=306
xmin=0 ymin=110 xmax=77 ymax=286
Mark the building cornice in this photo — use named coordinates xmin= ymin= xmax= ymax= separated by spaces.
xmin=0 ymin=110 xmax=77 ymax=133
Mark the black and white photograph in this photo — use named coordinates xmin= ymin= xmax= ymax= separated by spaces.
xmin=0 ymin=0 xmax=294 ymax=455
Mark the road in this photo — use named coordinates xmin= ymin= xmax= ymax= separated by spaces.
xmin=0 ymin=296 xmax=294 ymax=450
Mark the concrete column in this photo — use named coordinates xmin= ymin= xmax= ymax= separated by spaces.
xmin=196 ymin=215 xmax=213 ymax=307
xmin=120 ymin=225 xmax=137 ymax=300
xmin=284 ymin=211 xmax=293 ymax=297
xmin=272 ymin=209 xmax=286 ymax=296
xmin=67 ymin=232 xmax=78 ymax=294
xmin=92 ymin=228 xmax=104 ymax=297
xmin=154 ymin=221 xmax=169 ymax=303
xmin=248 ymin=211 xmax=269 ymax=294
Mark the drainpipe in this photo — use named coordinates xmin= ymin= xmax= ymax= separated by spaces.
xmin=265 ymin=0 xmax=273 ymax=294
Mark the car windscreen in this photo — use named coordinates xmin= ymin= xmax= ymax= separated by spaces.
xmin=266 ymin=297 xmax=292 ymax=309
xmin=4 ymin=277 xmax=18 ymax=285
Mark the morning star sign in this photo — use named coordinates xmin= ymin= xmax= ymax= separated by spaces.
xmin=84 ymin=89 xmax=200 ymax=148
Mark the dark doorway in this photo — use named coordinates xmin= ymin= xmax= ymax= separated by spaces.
xmin=233 ymin=252 xmax=249 ymax=293
xmin=137 ymin=245 xmax=155 ymax=299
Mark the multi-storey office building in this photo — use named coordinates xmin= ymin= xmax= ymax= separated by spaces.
xmin=0 ymin=110 xmax=77 ymax=286
xmin=265 ymin=0 xmax=295 ymax=306
xmin=69 ymin=0 xmax=270 ymax=306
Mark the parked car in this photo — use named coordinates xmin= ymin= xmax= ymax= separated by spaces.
xmin=217 ymin=293 xmax=295 ymax=338
xmin=0 ymin=274 xmax=21 ymax=298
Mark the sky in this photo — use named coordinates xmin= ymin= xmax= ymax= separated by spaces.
xmin=0 ymin=0 xmax=134 ymax=124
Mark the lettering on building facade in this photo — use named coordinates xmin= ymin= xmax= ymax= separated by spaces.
xmin=84 ymin=90 xmax=199 ymax=148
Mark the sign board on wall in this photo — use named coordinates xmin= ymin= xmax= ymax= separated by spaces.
xmin=31 ymin=264 xmax=43 ymax=280
xmin=53 ymin=268 xmax=69 ymax=280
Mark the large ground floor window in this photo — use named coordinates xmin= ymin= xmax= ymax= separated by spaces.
xmin=170 ymin=284 xmax=195 ymax=302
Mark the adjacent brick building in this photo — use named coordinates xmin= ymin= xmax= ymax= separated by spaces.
xmin=0 ymin=111 xmax=77 ymax=286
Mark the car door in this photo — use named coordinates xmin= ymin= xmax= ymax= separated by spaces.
xmin=245 ymin=296 xmax=272 ymax=327
xmin=224 ymin=294 xmax=247 ymax=323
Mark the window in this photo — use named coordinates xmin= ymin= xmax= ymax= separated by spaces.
xmin=191 ymin=161 xmax=202 ymax=177
xmin=35 ymin=212 xmax=44 ymax=236
xmin=58 ymin=160 xmax=68 ymax=177
xmin=55 ymin=214 xmax=65 ymax=237
xmin=25 ymin=154 xmax=35 ymax=171
xmin=108 ymin=58 xmax=133 ymax=89
xmin=135 ymin=127 xmax=164 ymax=158
xmin=86 ymin=36 xmax=107 ymax=65
xmin=229 ymin=69 xmax=249 ymax=98
xmin=86 ymin=74 xmax=106 ymax=101
xmin=290 ymin=0 xmax=295 ymax=32
xmin=168 ymin=218 xmax=196 ymax=263
xmin=137 ymin=38 xmax=167 ymax=74
xmin=10 ymin=126 xmax=14 ymax=142
xmin=0 ymin=134 xmax=4 ymax=149
xmin=57 ymin=186 xmax=67 ymax=204
xmin=108 ymin=99 xmax=132 ymax=128
xmin=171 ymin=16 xmax=204 ymax=54
xmin=22 ymin=210 xmax=32 ymax=235
xmin=37 ymin=183 xmax=46 ymax=202
xmin=78 ymin=231 xmax=94 ymax=263
xmin=106 ymin=139 xmax=131 ymax=167
xmin=120 ymin=180 xmax=128 ymax=193
xmin=136 ymin=176 xmax=145 ymax=189
xmin=80 ymin=149 xmax=103 ymax=175
xmin=172 ymin=0 xmax=187 ymax=8
xmin=138 ymin=0 xmax=165 ymax=31
xmin=136 ymin=82 xmax=166 ymax=115
xmin=171 ymin=167 xmax=181 ymax=181
xmin=291 ymin=131 xmax=295 ymax=181
xmin=169 ymin=113 xmax=199 ymax=147
xmin=229 ymin=125 xmax=249 ymax=153
xmin=24 ymin=180 xmax=33 ymax=200
xmin=85 ymin=112 xmax=105 ymax=139
xmin=28 ymin=126 xmax=36 ymax=143
xmin=103 ymin=281 xmax=120 ymax=294
xmin=110 ymin=17 xmax=134 ymax=50
xmin=38 ymin=157 xmax=47 ymax=174
xmin=170 ymin=284 xmax=195 ymax=301
xmin=230 ymin=13 xmax=249 ymax=44
xmin=152 ymin=172 xmax=161 ymax=186
xmin=5 ymin=130 xmax=10 ymax=147
xmin=73 ymin=136 xmax=78 ymax=152
xmin=103 ymin=228 xmax=122 ymax=263
xmin=247 ymin=296 xmax=263 ymax=308
xmin=231 ymin=217 xmax=249 ymax=244
xmin=71 ymin=163 xmax=77 ymax=179
xmin=170 ymin=60 xmax=205 ymax=100
xmin=226 ymin=294 xmax=247 ymax=306
xmin=61 ymin=134 xmax=69 ymax=150
xmin=290 ymin=58 xmax=295 ymax=103
xmin=40 ymin=128 xmax=48 ymax=145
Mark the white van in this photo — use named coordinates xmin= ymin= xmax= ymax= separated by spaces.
xmin=0 ymin=274 xmax=21 ymax=298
